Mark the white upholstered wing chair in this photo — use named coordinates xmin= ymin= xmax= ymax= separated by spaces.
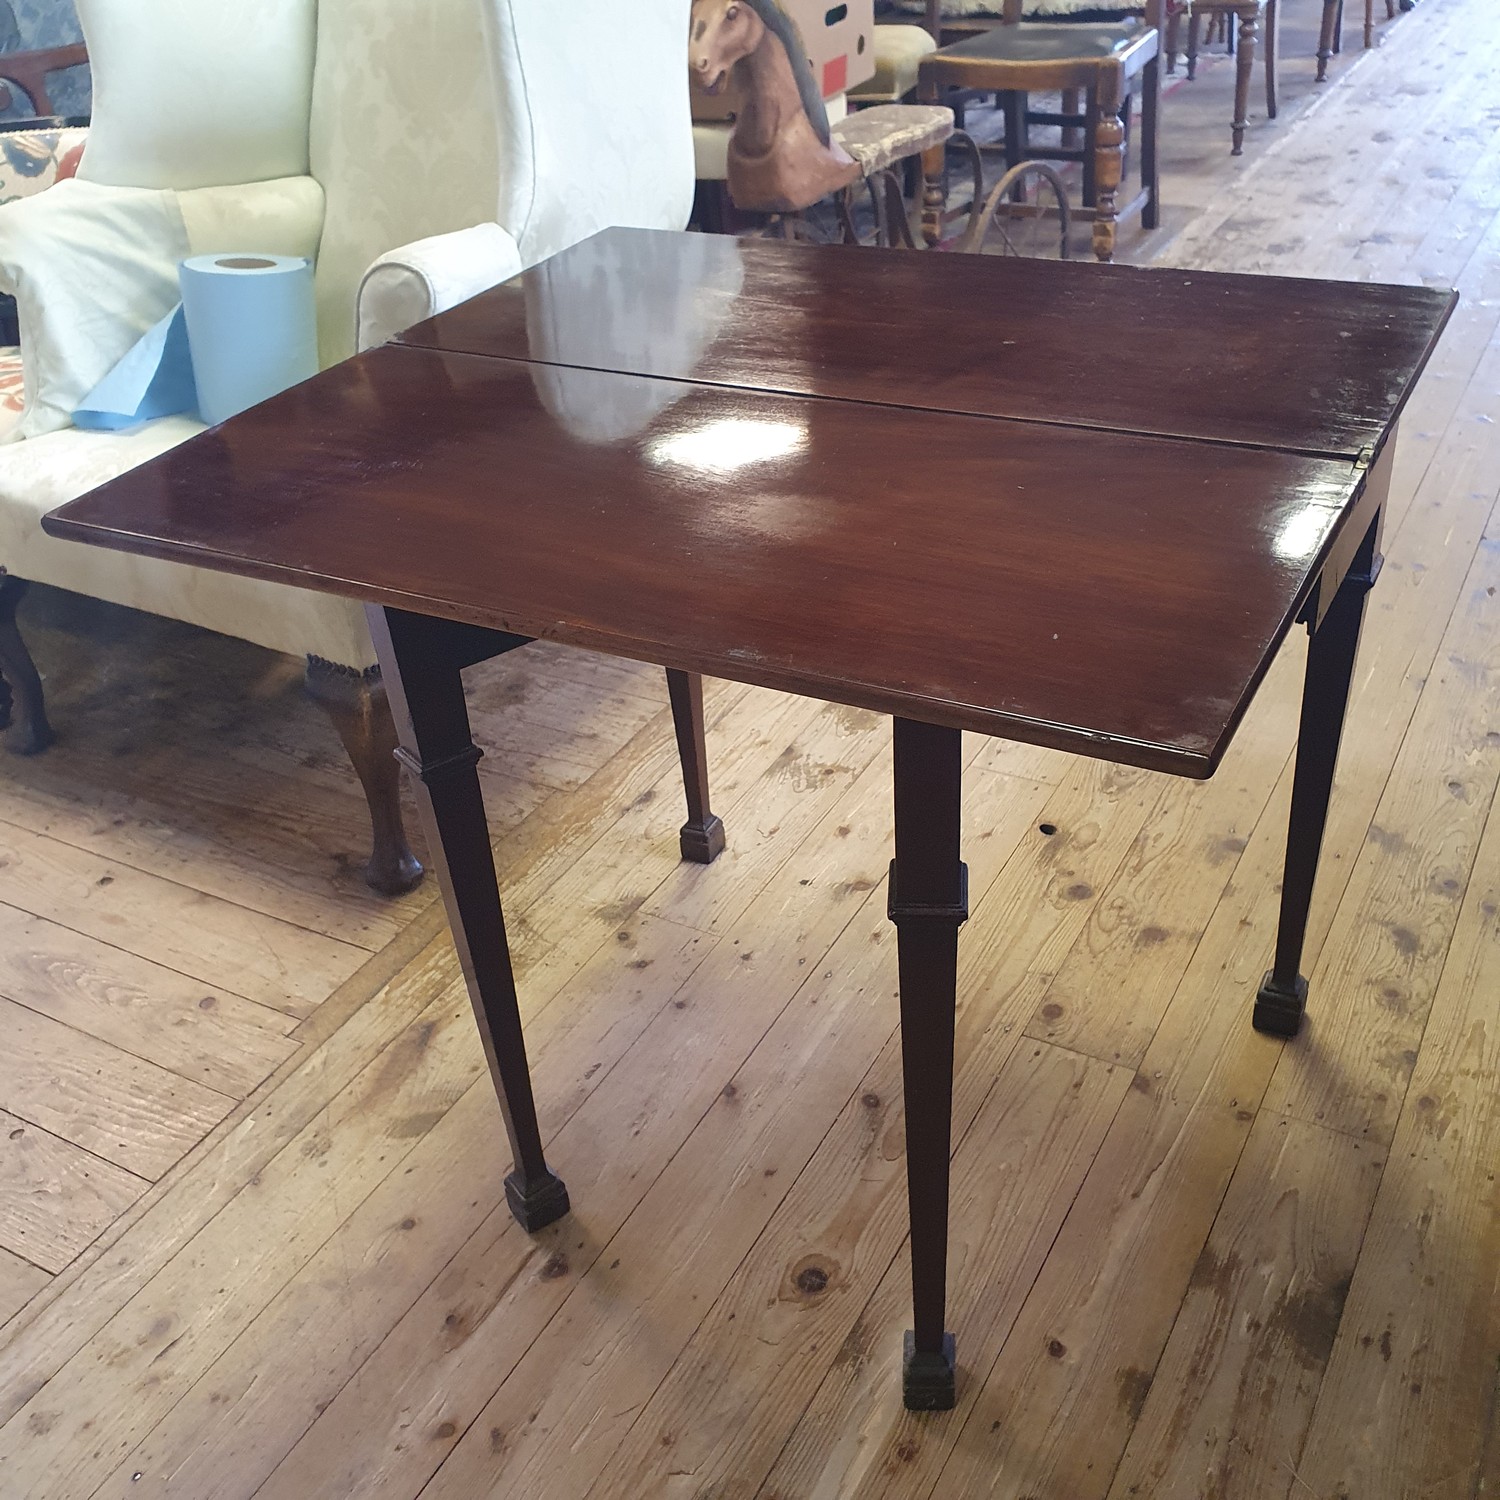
xmin=0 ymin=0 xmax=698 ymax=893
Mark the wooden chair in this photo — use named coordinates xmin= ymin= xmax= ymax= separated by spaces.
xmin=1318 ymin=0 xmax=1397 ymax=82
xmin=0 ymin=42 xmax=88 ymax=120
xmin=917 ymin=0 xmax=1162 ymax=261
xmin=1164 ymin=0 xmax=1277 ymax=154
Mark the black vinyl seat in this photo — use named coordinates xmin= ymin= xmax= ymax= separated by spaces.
xmin=937 ymin=20 xmax=1150 ymax=59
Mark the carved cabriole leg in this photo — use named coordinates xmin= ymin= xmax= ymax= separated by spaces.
xmin=367 ymin=605 xmax=569 ymax=1232
xmin=665 ymin=668 xmax=725 ymax=863
xmin=1230 ymin=5 xmax=1259 ymax=155
xmin=1255 ymin=507 xmax=1383 ymax=1037
xmin=1317 ymin=0 xmax=1339 ymax=80
xmin=304 ymin=657 xmax=423 ymax=896
xmin=891 ymin=716 xmax=967 ymax=1412
xmin=0 ymin=573 xmax=54 ymax=755
xmin=1165 ymin=11 xmax=1180 ymax=73
xmin=1091 ymin=65 xmax=1126 ymax=263
xmin=1186 ymin=7 xmax=1202 ymax=79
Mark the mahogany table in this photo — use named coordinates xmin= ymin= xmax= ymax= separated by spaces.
xmin=44 ymin=228 xmax=1454 ymax=1412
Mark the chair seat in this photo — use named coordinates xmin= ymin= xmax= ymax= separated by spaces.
xmin=935 ymin=20 xmax=1150 ymax=62
xmin=886 ymin=1 xmax=1147 ymax=18
xmin=0 ymin=405 xmax=376 ymax=666
xmin=850 ymin=24 xmax=940 ymax=102
xmin=831 ymin=103 xmax=954 ymax=176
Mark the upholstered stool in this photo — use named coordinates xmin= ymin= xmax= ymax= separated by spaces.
xmin=850 ymin=24 xmax=941 ymax=104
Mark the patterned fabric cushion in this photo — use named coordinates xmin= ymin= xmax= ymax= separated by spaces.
xmin=887 ymin=1 xmax=1148 ymax=15
xmin=0 ymin=125 xmax=86 ymax=205
xmin=0 ymin=344 xmax=24 ymax=440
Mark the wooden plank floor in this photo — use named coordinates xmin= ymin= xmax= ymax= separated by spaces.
xmin=1 ymin=1 xmax=1496 ymax=1494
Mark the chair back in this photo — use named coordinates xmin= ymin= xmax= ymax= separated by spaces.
xmin=309 ymin=0 xmax=499 ymax=361
xmin=480 ymin=0 xmax=695 ymax=269
xmin=73 ymin=0 xmax=318 ymax=190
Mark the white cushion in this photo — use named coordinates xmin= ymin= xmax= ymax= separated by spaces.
xmin=484 ymin=0 xmax=696 ymax=268
xmin=178 ymin=176 xmax=325 ymax=261
xmin=0 ymin=178 xmax=186 ymax=442
xmin=75 ymin=0 xmax=318 ymax=190
xmin=357 ymin=222 xmax=523 ymax=352
xmin=0 ymin=176 xmax=325 ymax=443
xmin=0 ymin=418 xmax=376 ymax=666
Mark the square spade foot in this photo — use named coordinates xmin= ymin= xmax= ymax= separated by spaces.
xmin=1253 ymin=971 xmax=1309 ymax=1038
xmin=504 ymin=1169 xmax=571 ymax=1232
xmin=679 ymin=814 xmax=726 ymax=865
xmin=902 ymin=1330 xmax=957 ymax=1411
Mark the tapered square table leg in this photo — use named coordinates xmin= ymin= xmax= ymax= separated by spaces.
xmin=369 ymin=606 xmax=569 ymax=1231
xmin=666 ymin=668 xmax=725 ymax=864
xmin=890 ymin=717 xmax=968 ymax=1411
xmin=1256 ymin=510 xmax=1381 ymax=1037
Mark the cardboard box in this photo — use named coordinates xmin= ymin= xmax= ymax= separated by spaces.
xmin=691 ymin=0 xmax=876 ymax=123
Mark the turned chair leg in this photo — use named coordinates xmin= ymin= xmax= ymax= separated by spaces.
xmin=1230 ymin=5 xmax=1259 ymax=155
xmin=919 ymin=137 xmax=947 ymax=247
xmin=1091 ymin=65 xmax=1126 ymax=263
xmin=1317 ymin=0 xmax=1339 ymax=80
xmin=0 ymin=574 xmax=55 ymax=756
xmin=305 ymin=656 xmax=424 ymax=896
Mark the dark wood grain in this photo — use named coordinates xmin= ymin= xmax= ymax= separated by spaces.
xmin=397 ymin=227 xmax=1454 ymax=460
xmin=46 ymin=343 xmax=1365 ymax=778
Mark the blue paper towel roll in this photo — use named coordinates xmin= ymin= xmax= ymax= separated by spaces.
xmin=178 ymin=254 xmax=318 ymax=426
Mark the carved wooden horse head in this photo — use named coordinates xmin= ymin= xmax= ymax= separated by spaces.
xmin=689 ymin=0 xmax=860 ymax=213
xmin=690 ymin=0 xmax=762 ymax=96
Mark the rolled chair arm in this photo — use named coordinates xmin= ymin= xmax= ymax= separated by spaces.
xmin=356 ymin=222 xmax=524 ymax=353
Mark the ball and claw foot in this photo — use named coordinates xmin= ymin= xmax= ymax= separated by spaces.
xmin=903 ymin=1330 xmax=957 ymax=1412
xmin=679 ymin=814 xmax=726 ymax=865
xmin=1253 ymin=971 xmax=1309 ymax=1037
xmin=504 ymin=1170 xmax=571 ymax=1232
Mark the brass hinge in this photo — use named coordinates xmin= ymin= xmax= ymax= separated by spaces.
xmin=1354 ymin=443 xmax=1376 ymax=471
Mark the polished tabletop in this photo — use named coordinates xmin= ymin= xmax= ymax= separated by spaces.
xmin=397 ymin=228 xmax=1454 ymax=460
xmin=44 ymin=231 xmax=1455 ymax=779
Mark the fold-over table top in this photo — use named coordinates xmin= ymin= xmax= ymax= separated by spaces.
xmin=45 ymin=229 xmax=1455 ymax=778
